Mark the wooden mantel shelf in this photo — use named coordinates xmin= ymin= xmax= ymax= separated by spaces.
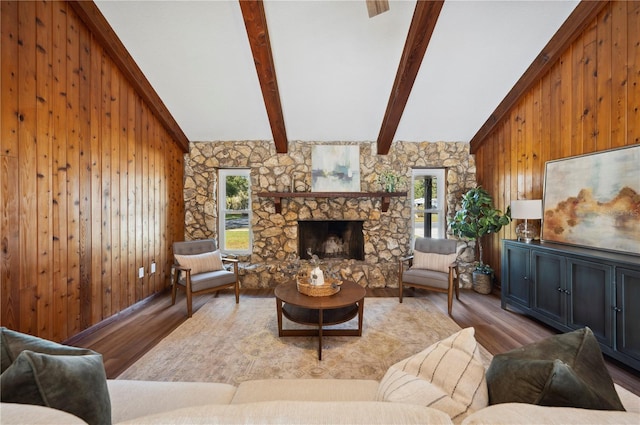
xmin=257 ymin=191 xmax=407 ymax=213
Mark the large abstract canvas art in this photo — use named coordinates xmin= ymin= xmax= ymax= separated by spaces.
xmin=542 ymin=145 xmax=640 ymax=255
xmin=311 ymin=145 xmax=360 ymax=192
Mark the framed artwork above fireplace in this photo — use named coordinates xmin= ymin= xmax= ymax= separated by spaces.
xmin=311 ymin=145 xmax=360 ymax=192
xmin=542 ymin=145 xmax=640 ymax=256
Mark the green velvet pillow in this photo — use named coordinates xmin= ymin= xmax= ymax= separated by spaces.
xmin=486 ymin=327 xmax=624 ymax=411
xmin=1 ymin=327 xmax=95 ymax=373
xmin=0 ymin=327 xmax=111 ymax=425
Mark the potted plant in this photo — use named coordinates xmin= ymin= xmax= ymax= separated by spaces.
xmin=377 ymin=170 xmax=405 ymax=192
xmin=448 ymin=187 xmax=511 ymax=294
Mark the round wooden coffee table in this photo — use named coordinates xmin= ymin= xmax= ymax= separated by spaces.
xmin=274 ymin=280 xmax=366 ymax=360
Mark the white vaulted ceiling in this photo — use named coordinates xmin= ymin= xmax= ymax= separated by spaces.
xmin=95 ymin=0 xmax=579 ymax=145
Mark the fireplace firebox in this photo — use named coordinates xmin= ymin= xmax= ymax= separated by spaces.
xmin=298 ymin=220 xmax=364 ymax=261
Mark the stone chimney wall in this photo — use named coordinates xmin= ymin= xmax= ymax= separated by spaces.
xmin=183 ymin=141 xmax=477 ymax=289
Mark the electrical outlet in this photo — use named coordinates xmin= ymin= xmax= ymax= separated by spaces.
xmin=151 ymin=262 xmax=156 ymax=274
xmin=138 ymin=267 xmax=144 ymax=279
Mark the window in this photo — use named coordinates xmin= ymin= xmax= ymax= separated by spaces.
xmin=411 ymin=169 xmax=446 ymax=240
xmin=218 ymin=169 xmax=251 ymax=254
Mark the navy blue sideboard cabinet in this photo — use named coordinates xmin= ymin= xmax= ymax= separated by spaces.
xmin=501 ymin=239 xmax=640 ymax=371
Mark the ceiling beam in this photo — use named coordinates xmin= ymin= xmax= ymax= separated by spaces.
xmin=68 ymin=1 xmax=190 ymax=153
xmin=469 ymin=0 xmax=608 ymax=153
xmin=376 ymin=0 xmax=444 ymax=155
xmin=367 ymin=0 xmax=389 ymax=18
xmin=239 ymin=0 xmax=288 ymax=154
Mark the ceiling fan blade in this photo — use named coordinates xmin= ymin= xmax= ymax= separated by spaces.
xmin=366 ymin=0 xmax=389 ymax=18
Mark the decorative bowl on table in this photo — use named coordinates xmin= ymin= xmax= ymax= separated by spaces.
xmin=296 ymin=274 xmax=342 ymax=297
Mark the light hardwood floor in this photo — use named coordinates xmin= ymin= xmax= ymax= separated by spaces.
xmin=67 ymin=287 xmax=640 ymax=395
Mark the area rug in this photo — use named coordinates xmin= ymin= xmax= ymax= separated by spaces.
xmin=118 ymin=296 xmax=491 ymax=385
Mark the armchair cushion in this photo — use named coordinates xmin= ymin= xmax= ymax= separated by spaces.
xmin=175 ymin=250 xmax=224 ymax=275
xmin=402 ymin=268 xmax=449 ymax=289
xmin=413 ymin=251 xmax=457 ymax=273
xmin=376 ymin=327 xmax=488 ymax=422
xmin=187 ymin=270 xmax=238 ymax=292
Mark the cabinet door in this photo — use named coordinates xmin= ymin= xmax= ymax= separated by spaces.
xmin=568 ymin=259 xmax=613 ymax=347
xmin=531 ymin=251 xmax=565 ymax=325
xmin=616 ymin=268 xmax=640 ymax=365
xmin=502 ymin=243 xmax=531 ymax=308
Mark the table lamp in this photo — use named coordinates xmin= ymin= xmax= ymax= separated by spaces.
xmin=510 ymin=199 xmax=542 ymax=243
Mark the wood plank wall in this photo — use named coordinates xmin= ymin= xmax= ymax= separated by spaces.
xmin=473 ymin=0 xmax=639 ymax=284
xmin=1 ymin=1 xmax=186 ymax=342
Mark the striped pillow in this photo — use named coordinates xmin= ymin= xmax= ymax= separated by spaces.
xmin=412 ymin=250 xmax=457 ymax=273
xmin=174 ymin=250 xmax=224 ymax=275
xmin=376 ymin=327 xmax=488 ymax=422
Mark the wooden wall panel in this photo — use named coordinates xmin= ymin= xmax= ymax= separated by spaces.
xmin=134 ymin=96 xmax=144 ymax=304
xmin=475 ymin=1 xmax=640 ymax=284
xmin=118 ymin=78 xmax=129 ymax=312
xmin=36 ymin=0 xmax=54 ymax=340
xmin=89 ymin=39 xmax=102 ymax=326
xmin=126 ymin=87 xmax=137 ymax=307
xmin=141 ymin=106 xmax=149 ymax=300
xmin=77 ymin=13 xmax=92 ymax=334
xmin=1 ymin=1 xmax=20 ymax=330
xmin=18 ymin=0 xmax=39 ymax=336
xmin=100 ymin=51 xmax=112 ymax=321
xmin=0 ymin=1 xmax=185 ymax=342
xmin=71 ymin=7 xmax=86 ymax=337
xmin=52 ymin=0 xmax=69 ymax=342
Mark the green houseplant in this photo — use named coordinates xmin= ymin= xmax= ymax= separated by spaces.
xmin=377 ymin=171 xmax=405 ymax=192
xmin=448 ymin=187 xmax=511 ymax=293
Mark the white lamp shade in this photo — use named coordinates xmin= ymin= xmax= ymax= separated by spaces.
xmin=510 ymin=200 xmax=542 ymax=219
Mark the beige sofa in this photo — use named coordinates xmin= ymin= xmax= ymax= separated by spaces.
xmin=3 ymin=326 xmax=639 ymax=424
xmin=2 ymin=377 xmax=639 ymax=424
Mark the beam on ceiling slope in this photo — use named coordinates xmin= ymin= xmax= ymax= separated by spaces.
xmin=376 ymin=0 xmax=444 ymax=155
xmin=367 ymin=0 xmax=390 ymax=18
xmin=240 ymin=0 xmax=288 ymax=154
xmin=68 ymin=1 xmax=190 ymax=153
xmin=469 ymin=0 xmax=608 ymax=153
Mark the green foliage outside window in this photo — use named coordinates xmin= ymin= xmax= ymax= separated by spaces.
xmin=226 ymin=176 xmax=249 ymax=210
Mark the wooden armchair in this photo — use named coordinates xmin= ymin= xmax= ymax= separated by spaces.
xmin=171 ymin=239 xmax=239 ymax=317
xmin=399 ymin=237 xmax=460 ymax=315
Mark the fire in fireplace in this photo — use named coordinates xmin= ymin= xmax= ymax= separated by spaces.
xmin=298 ymin=220 xmax=365 ymax=261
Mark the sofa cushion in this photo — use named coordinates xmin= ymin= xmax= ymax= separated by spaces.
xmin=108 ymin=380 xmax=237 ymax=424
xmin=116 ymin=400 xmax=454 ymax=424
xmin=486 ymin=327 xmax=624 ymax=411
xmin=175 ymin=250 xmax=224 ymax=275
xmin=376 ymin=327 xmax=488 ymax=422
xmin=615 ymin=384 xmax=640 ymax=414
xmin=0 ymin=327 xmax=111 ymax=425
xmin=231 ymin=379 xmax=379 ymax=404
xmin=461 ymin=403 xmax=640 ymax=425
xmin=413 ymin=251 xmax=457 ymax=273
xmin=0 ymin=402 xmax=88 ymax=424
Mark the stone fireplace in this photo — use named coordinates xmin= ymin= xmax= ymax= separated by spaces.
xmin=183 ymin=140 xmax=477 ymax=289
xmin=298 ymin=220 xmax=365 ymax=261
